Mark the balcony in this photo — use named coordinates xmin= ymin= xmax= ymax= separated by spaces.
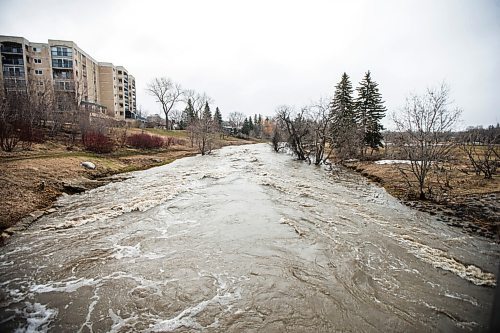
xmin=3 ymin=66 xmax=25 ymax=77
xmin=52 ymin=59 xmax=73 ymax=69
xmin=51 ymin=51 xmax=72 ymax=57
xmin=3 ymin=77 xmax=27 ymax=88
xmin=54 ymin=80 xmax=75 ymax=91
xmin=53 ymin=71 xmax=73 ymax=80
xmin=1 ymin=46 xmax=23 ymax=54
xmin=2 ymin=58 xmax=24 ymax=65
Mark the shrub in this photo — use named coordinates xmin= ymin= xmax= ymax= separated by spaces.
xmin=82 ymin=131 xmax=115 ymax=153
xmin=19 ymin=126 xmax=45 ymax=144
xmin=127 ymin=133 xmax=164 ymax=149
xmin=165 ymin=136 xmax=186 ymax=147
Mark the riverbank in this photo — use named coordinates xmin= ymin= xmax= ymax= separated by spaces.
xmin=344 ymin=160 xmax=500 ymax=240
xmin=0 ymin=130 xmax=252 ymax=239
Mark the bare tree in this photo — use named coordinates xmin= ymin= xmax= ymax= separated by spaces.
xmin=459 ymin=129 xmax=499 ymax=179
xmin=308 ymin=97 xmax=333 ymax=165
xmin=0 ymin=90 xmax=23 ymax=152
xmin=228 ymin=111 xmax=245 ymax=129
xmin=183 ymin=90 xmax=213 ymax=117
xmin=191 ymin=102 xmax=215 ymax=155
xmin=0 ymin=82 xmax=53 ymax=152
xmin=270 ymin=123 xmax=284 ymax=153
xmin=169 ymin=109 xmax=183 ymax=129
xmin=185 ymin=91 xmax=213 ymax=147
xmin=275 ymin=105 xmax=311 ymax=161
xmin=392 ymin=83 xmax=461 ymax=199
xmin=146 ymin=77 xmax=183 ymax=130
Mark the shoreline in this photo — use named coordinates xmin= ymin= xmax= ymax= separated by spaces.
xmin=2 ymin=142 xmax=498 ymax=244
xmin=0 ymin=137 xmax=254 ymax=242
xmin=344 ymin=161 xmax=499 ymax=241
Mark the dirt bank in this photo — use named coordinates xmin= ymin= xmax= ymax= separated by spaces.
xmin=0 ymin=133 xmax=252 ymax=239
xmin=344 ymin=161 xmax=500 ymax=240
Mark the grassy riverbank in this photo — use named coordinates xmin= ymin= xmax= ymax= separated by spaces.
xmin=344 ymin=158 xmax=499 ymax=240
xmin=0 ymin=129 xmax=252 ymax=237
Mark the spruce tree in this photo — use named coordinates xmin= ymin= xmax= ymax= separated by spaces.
xmin=184 ymin=98 xmax=196 ymax=125
xmin=242 ymin=118 xmax=250 ymax=135
xmin=330 ymin=72 xmax=357 ymax=157
xmin=214 ymin=107 xmax=223 ymax=129
xmin=331 ymin=72 xmax=355 ymax=127
xmin=354 ymin=71 xmax=386 ymax=152
xmin=248 ymin=117 xmax=254 ymax=131
xmin=202 ymin=102 xmax=212 ymax=120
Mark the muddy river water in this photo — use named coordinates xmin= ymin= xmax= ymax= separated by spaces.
xmin=0 ymin=143 xmax=498 ymax=332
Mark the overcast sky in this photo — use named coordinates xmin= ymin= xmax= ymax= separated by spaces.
xmin=1 ymin=0 xmax=499 ymax=128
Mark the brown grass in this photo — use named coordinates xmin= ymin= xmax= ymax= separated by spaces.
xmin=0 ymin=132 xmax=252 ymax=232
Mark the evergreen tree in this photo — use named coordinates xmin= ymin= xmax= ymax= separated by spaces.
xmin=248 ymin=116 xmax=254 ymax=131
xmin=354 ymin=71 xmax=386 ymax=152
xmin=184 ymin=98 xmax=196 ymax=126
xmin=213 ymin=107 xmax=223 ymax=129
xmin=202 ymin=101 xmax=212 ymax=120
xmin=242 ymin=118 xmax=250 ymax=135
xmin=331 ymin=72 xmax=355 ymax=122
xmin=330 ymin=72 xmax=357 ymax=157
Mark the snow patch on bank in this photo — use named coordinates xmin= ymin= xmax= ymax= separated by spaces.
xmin=375 ymin=160 xmax=412 ymax=165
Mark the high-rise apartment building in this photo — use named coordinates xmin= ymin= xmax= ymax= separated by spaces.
xmin=0 ymin=35 xmax=137 ymax=120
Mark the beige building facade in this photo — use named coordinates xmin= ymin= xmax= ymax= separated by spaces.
xmin=0 ymin=35 xmax=137 ymax=120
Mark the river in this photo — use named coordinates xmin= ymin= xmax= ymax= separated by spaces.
xmin=0 ymin=143 xmax=498 ymax=332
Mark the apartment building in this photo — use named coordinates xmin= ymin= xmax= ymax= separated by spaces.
xmin=0 ymin=35 xmax=137 ymax=120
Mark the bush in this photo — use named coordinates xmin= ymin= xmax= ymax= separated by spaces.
xmin=82 ymin=131 xmax=115 ymax=153
xmin=127 ymin=133 xmax=164 ymax=149
xmin=165 ymin=136 xmax=186 ymax=147
xmin=19 ymin=126 xmax=45 ymax=144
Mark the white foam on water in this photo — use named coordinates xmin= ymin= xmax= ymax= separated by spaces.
xmin=422 ymin=301 xmax=479 ymax=329
xmin=396 ymin=234 xmax=496 ymax=287
xmin=30 ymin=277 xmax=97 ymax=294
xmin=148 ymin=272 xmax=243 ymax=332
xmin=111 ymin=243 xmax=141 ymax=260
xmin=108 ymin=309 xmax=138 ymax=333
xmin=14 ymin=302 xmax=58 ymax=333
xmin=443 ymin=292 xmax=479 ymax=306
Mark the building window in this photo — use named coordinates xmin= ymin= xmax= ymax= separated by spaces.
xmin=34 ymin=58 xmax=42 ymax=64
xmin=37 ymin=81 xmax=44 ymax=86
xmin=51 ymin=46 xmax=72 ymax=57
xmin=35 ymin=69 xmax=43 ymax=75
xmin=52 ymin=58 xmax=73 ymax=68
xmin=33 ymin=47 xmax=41 ymax=52
xmin=118 ymin=70 xmax=122 ymax=74
xmin=53 ymin=70 xmax=72 ymax=79
xmin=55 ymin=81 xmax=73 ymax=90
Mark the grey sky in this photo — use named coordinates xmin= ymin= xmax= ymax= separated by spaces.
xmin=1 ymin=0 xmax=499 ymax=128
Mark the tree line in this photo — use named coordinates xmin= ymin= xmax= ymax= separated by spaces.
xmin=273 ymin=73 xmax=498 ymax=200
xmin=146 ymin=77 xmax=231 ymax=155
xmin=273 ymin=71 xmax=386 ymax=165
xmin=0 ymin=78 xmax=121 ymax=152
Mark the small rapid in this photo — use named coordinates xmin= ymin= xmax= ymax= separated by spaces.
xmin=0 ymin=143 xmax=498 ymax=332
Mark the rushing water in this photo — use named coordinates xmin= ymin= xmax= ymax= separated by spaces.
xmin=0 ymin=143 xmax=498 ymax=332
